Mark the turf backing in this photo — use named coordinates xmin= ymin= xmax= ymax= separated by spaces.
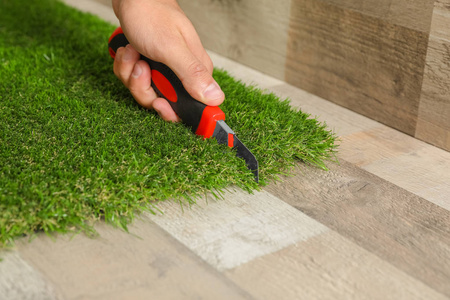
xmin=0 ymin=0 xmax=337 ymax=247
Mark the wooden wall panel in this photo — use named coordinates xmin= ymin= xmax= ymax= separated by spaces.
xmin=178 ymin=0 xmax=291 ymax=80
xmin=285 ymin=0 xmax=430 ymax=136
xmin=416 ymin=0 xmax=450 ymax=150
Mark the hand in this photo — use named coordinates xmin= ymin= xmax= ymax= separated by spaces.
xmin=112 ymin=0 xmax=225 ymax=122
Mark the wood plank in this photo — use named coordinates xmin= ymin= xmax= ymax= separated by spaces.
xmin=416 ymin=0 xmax=450 ymax=151
xmin=226 ymin=231 xmax=448 ymax=300
xmin=362 ymin=145 xmax=450 ymax=210
xmin=317 ymin=0 xmax=435 ymax=32
xmin=148 ymin=189 xmax=328 ymax=271
xmin=17 ymin=219 xmax=253 ymax=300
xmin=0 ymin=251 xmax=63 ymax=300
xmin=285 ymin=0 xmax=429 ymax=136
xmin=265 ymin=160 xmax=450 ymax=297
xmin=339 ymin=127 xmax=450 ymax=210
xmin=338 ymin=125 xmax=450 ymax=210
xmin=338 ymin=126 xmax=425 ymax=167
xmin=178 ymin=0 xmax=291 ymax=80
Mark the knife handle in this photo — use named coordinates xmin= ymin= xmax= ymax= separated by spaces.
xmin=108 ymin=27 xmax=225 ymax=139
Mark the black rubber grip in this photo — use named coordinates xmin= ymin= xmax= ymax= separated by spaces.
xmin=108 ymin=32 xmax=207 ymax=133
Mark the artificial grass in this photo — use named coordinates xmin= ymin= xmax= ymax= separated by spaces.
xmin=0 ymin=0 xmax=337 ymax=247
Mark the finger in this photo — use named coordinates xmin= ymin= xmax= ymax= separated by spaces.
xmin=128 ymin=60 xmax=180 ymax=122
xmin=113 ymin=44 xmax=140 ymax=86
xmin=152 ymin=98 xmax=181 ymax=122
xmin=127 ymin=60 xmax=158 ymax=109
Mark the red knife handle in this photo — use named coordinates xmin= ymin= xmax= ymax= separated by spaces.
xmin=108 ymin=27 xmax=225 ymax=139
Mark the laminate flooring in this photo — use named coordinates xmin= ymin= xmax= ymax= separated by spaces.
xmin=1 ymin=1 xmax=449 ymax=299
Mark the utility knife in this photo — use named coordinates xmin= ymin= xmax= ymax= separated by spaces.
xmin=108 ymin=27 xmax=259 ymax=182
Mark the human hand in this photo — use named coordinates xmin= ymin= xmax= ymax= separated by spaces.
xmin=112 ymin=0 xmax=225 ymax=122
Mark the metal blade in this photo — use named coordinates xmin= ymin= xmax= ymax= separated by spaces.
xmin=213 ymin=120 xmax=259 ymax=182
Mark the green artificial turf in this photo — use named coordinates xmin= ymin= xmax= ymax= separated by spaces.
xmin=0 ymin=0 xmax=337 ymax=247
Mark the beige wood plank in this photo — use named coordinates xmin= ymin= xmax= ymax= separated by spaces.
xmin=416 ymin=0 xmax=450 ymax=151
xmin=148 ymin=189 xmax=328 ymax=271
xmin=338 ymin=126 xmax=425 ymax=167
xmin=178 ymin=0 xmax=291 ymax=80
xmin=340 ymin=127 xmax=450 ymax=210
xmin=226 ymin=231 xmax=447 ymax=300
xmin=317 ymin=0 xmax=435 ymax=33
xmin=361 ymin=144 xmax=450 ymax=211
xmin=265 ymin=160 xmax=450 ymax=297
xmin=285 ymin=0 xmax=429 ymax=136
xmin=0 ymin=251 xmax=63 ymax=300
xmin=17 ymin=219 xmax=253 ymax=300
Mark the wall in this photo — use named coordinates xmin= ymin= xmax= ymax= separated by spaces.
xmin=178 ymin=0 xmax=450 ymax=151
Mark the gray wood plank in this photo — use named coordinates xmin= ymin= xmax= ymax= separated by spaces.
xmin=339 ymin=127 xmax=450 ymax=210
xmin=265 ymin=159 xmax=450 ymax=297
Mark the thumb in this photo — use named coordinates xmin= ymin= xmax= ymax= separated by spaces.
xmin=161 ymin=46 xmax=225 ymax=106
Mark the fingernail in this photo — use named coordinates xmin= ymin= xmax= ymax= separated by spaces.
xmin=132 ymin=63 xmax=142 ymax=78
xmin=122 ymin=45 xmax=133 ymax=61
xmin=203 ymin=82 xmax=224 ymax=101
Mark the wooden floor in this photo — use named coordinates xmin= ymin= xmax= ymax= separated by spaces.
xmin=1 ymin=1 xmax=449 ymax=299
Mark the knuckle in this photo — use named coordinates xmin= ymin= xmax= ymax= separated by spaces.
xmin=186 ymin=61 xmax=208 ymax=78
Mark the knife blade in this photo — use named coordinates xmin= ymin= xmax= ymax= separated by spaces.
xmin=108 ymin=27 xmax=259 ymax=182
